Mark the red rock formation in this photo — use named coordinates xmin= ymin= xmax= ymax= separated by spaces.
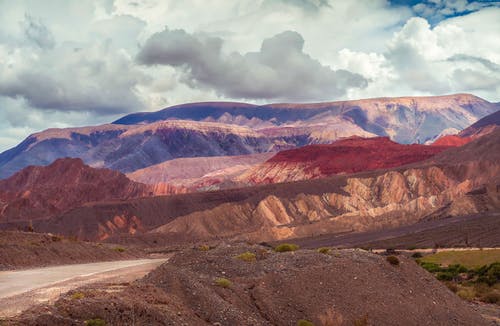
xmin=238 ymin=137 xmax=450 ymax=184
xmin=0 ymin=158 xmax=180 ymax=222
xmin=431 ymin=135 xmax=473 ymax=147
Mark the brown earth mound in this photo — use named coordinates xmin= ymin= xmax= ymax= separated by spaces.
xmin=10 ymin=244 xmax=489 ymax=325
xmin=0 ymin=231 xmax=143 ymax=270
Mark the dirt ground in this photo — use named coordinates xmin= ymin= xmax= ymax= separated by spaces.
xmin=6 ymin=244 xmax=493 ymax=325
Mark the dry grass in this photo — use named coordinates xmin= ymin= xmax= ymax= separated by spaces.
xmin=420 ymin=249 xmax=500 ymax=268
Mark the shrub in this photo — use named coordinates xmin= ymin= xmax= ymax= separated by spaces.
xmin=235 ymin=252 xmax=256 ymax=262
xmin=274 ymin=243 xmax=299 ymax=253
xmin=445 ymin=282 xmax=458 ymax=293
xmin=113 ymin=247 xmax=126 ymax=253
xmin=419 ymin=262 xmax=442 ymax=273
xmin=457 ymin=288 xmax=475 ymax=301
xmin=436 ymin=271 xmax=454 ymax=281
xmin=481 ymin=292 xmax=500 ymax=304
xmin=353 ymin=315 xmax=368 ymax=326
xmin=297 ymin=319 xmax=315 ymax=326
xmin=411 ymin=252 xmax=423 ymax=259
xmin=71 ymin=292 xmax=85 ymax=300
xmin=386 ymin=256 xmax=400 ymax=266
xmin=198 ymin=244 xmax=210 ymax=251
xmin=214 ymin=278 xmax=232 ymax=288
xmin=85 ymin=319 xmax=106 ymax=326
xmin=317 ymin=247 xmax=331 ymax=255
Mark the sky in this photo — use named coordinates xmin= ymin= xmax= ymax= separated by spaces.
xmin=0 ymin=0 xmax=499 ymax=151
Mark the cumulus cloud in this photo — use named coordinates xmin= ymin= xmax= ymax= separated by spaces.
xmin=137 ymin=29 xmax=367 ymax=101
xmin=412 ymin=0 xmax=500 ymax=23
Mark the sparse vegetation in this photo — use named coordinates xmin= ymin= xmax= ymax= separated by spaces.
xmin=297 ymin=319 xmax=315 ymax=326
xmin=71 ymin=292 xmax=85 ymax=300
xmin=417 ymin=250 xmax=500 ymax=305
xmin=113 ymin=246 xmax=126 ymax=253
xmin=51 ymin=235 xmax=63 ymax=242
xmin=317 ymin=247 xmax=331 ymax=255
xmin=386 ymin=256 xmax=400 ymax=266
xmin=353 ymin=315 xmax=368 ymax=326
xmin=198 ymin=244 xmax=210 ymax=251
xmin=274 ymin=243 xmax=299 ymax=253
xmin=419 ymin=249 xmax=500 ymax=269
xmin=235 ymin=251 xmax=256 ymax=262
xmin=85 ymin=318 xmax=106 ymax=326
xmin=214 ymin=277 xmax=232 ymax=288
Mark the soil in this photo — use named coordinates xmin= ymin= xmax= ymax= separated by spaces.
xmin=7 ymin=244 xmax=491 ymax=325
xmin=0 ymin=231 xmax=145 ymax=270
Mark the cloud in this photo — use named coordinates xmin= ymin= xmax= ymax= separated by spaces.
xmin=137 ymin=29 xmax=368 ymax=101
xmin=22 ymin=14 xmax=55 ymax=49
xmin=412 ymin=0 xmax=500 ymax=23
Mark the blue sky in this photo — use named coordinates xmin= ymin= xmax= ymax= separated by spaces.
xmin=0 ymin=0 xmax=499 ymax=151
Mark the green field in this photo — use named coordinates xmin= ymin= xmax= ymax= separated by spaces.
xmin=420 ymin=249 xmax=500 ymax=269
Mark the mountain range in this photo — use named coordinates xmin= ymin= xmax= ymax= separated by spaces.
xmin=0 ymin=93 xmax=498 ymax=246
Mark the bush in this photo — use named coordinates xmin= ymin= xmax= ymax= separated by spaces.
xmin=353 ymin=315 xmax=368 ymax=326
xmin=113 ymin=247 xmax=126 ymax=253
xmin=274 ymin=243 xmax=299 ymax=253
xmin=297 ymin=320 xmax=315 ymax=326
xmin=51 ymin=235 xmax=63 ymax=242
xmin=436 ymin=271 xmax=454 ymax=281
xmin=85 ymin=319 xmax=106 ymax=326
xmin=419 ymin=262 xmax=442 ymax=273
xmin=71 ymin=292 xmax=85 ymax=300
xmin=457 ymin=288 xmax=475 ymax=301
xmin=445 ymin=282 xmax=458 ymax=293
xmin=386 ymin=256 xmax=400 ymax=266
xmin=317 ymin=247 xmax=331 ymax=255
xmin=235 ymin=252 xmax=256 ymax=262
xmin=481 ymin=292 xmax=500 ymax=304
xmin=411 ymin=252 xmax=423 ymax=259
xmin=198 ymin=244 xmax=210 ymax=251
xmin=214 ymin=278 xmax=232 ymax=288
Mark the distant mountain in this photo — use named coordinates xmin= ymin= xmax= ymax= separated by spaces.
xmin=1 ymin=94 xmax=497 ymax=180
xmin=459 ymin=109 xmax=500 ymax=137
xmin=0 ymin=158 xmax=175 ymax=223
xmin=237 ymin=137 xmax=451 ymax=184
xmin=115 ymin=94 xmax=498 ymax=144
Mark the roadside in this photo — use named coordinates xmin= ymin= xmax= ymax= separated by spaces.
xmin=0 ymin=258 xmax=168 ymax=318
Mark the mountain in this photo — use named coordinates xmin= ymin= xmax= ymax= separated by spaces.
xmin=431 ymin=135 xmax=472 ymax=146
xmin=459 ymin=109 xmax=500 ymax=137
xmin=237 ymin=137 xmax=450 ymax=184
xmin=9 ymin=129 xmax=498 ymax=243
xmin=0 ymin=158 xmax=176 ymax=223
xmin=115 ymin=94 xmax=498 ymax=144
xmin=0 ymin=94 xmax=496 ymax=180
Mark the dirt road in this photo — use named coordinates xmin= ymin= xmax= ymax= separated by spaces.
xmin=0 ymin=258 xmax=167 ymax=317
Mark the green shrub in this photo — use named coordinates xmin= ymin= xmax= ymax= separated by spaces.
xmin=85 ymin=319 xmax=106 ymax=326
xmin=214 ymin=278 xmax=232 ymax=288
xmin=317 ymin=247 xmax=331 ymax=255
xmin=297 ymin=319 xmax=315 ymax=326
xmin=436 ymin=271 xmax=454 ymax=281
xmin=274 ymin=243 xmax=299 ymax=252
xmin=457 ymin=288 xmax=475 ymax=301
xmin=386 ymin=256 xmax=399 ymax=266
xmin=113 ymin=247 xmax=126 ymax=253
xmin=198 ymin=244 xmax=210 ymax=251
xmin=235 ymin=252 xmax=257 ymax=262
xmin=419 ymin=262 xmax=442 ymax=273
xmin=71 ymin=292 xmax=85 ymax=300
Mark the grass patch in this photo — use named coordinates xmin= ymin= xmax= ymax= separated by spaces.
xmin=71 ymin=292 xmax=85 ymax=300
xmin=198 ymin=244 xmax=210 ymax=251
xmin=317 ymin=247 xmax=331 ymax=255
xmin=274 ymin=243 xmax=299 ymax=253
xmin=297 ymin=319 xmax=315 ymax=326
xmin=214 ymin=278 xmax=232 ymax=288
xmin=419 ymin=249 xmax=500 ymax=269
xmin=235 ymin=252 xmax=256 ymax=262
xmin=85 ymin=319 xmax=106 ymax=326
xmin=386 ymin=256 xmax=400 ymax=266
xmin=113 ymin=247 xmax=126 ymax=253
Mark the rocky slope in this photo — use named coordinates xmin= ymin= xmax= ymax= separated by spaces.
xmin=9 ymin=129 xmax=498 ymax=244
xmin=11 ymin=245 xmax=489 ymax=325
xmin=1 ymin=94 xmax=497 ymax=180
xmin=238 ymin=136 xmax=450 ymax=184
xmin=459 ymin=108 xmax=500 ymax=137
xmin=115 ymin=93 xmax=498 ymax=144
xmin=0 ymin=158 xmax=177 ymax=222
